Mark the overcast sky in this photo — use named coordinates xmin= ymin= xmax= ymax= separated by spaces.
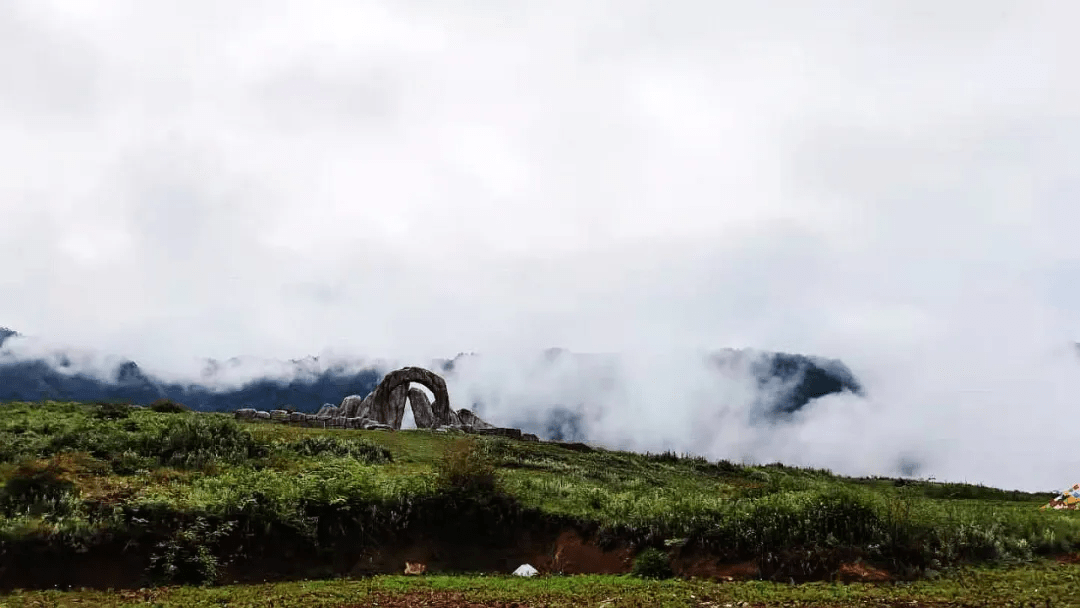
xmin=2 ymin=1 xmax=1079 ymax=491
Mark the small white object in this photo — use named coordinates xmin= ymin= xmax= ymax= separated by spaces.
xmin=513 ymin=563 xmax=538 ymax=577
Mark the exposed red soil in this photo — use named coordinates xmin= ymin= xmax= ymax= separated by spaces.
xmin=0 ymin=524 xmax=915 ymax=590
xmin=1055 ymin=552 xmax=1080 ymax=564
xmin=835 ymin=561 xmax=891 ymax=582
xmin=350 ymin=529 xmax=633 ymax=578
xmin=380 ymin=534 xmax=896 ymax=585
xmin=545 ymin=530 xmax=633 ymax=574
xmin=350 ymin=592 xmax=532 ymax=607
xmin=348 ymin=534 xmax=550 ymax=578
xmin=672 ymin=554 xmax=891 ymax=583
xmin=672 ymin=554 xmax=761 ymax=581
xmin=670 ymin=542 xmax=903 ymax=584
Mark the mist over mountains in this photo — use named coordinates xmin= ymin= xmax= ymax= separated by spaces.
xmin=0 ymin=326 xmax=860 ymax=442
xmin=0 ymin=326 xmax=384 ymax=414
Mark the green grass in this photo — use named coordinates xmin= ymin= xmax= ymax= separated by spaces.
xmin=1 ymin=400 xmax=1079 ymax=593
xmin=2 ymin=564 xmax=1080 ymax=607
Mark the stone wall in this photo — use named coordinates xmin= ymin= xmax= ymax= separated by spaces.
xmin=233 ymin=407 xmax=538 ymax=441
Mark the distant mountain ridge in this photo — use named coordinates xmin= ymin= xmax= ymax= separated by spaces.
xmin=0 ymin=326 xmax=862 ymax=440
xmin=0 ymin=354 xmax=383 ymax=415
xmin=0 ymin=327 xmax=18 ymax=349
xmin=711 ymin=347 xmax=863 ymax=417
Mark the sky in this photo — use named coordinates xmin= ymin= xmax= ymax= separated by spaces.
xmin=1 ymin=1 xmax=1079 ymax=491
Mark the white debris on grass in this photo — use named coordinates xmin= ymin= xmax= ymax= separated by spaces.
xmin=513 ymin=564 xmax=538 ymax=577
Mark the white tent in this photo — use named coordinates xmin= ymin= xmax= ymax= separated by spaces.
xmin=513 ymin=564 xmax=539 ymax=577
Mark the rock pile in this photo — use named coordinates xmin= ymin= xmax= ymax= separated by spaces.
xmin=234 ymin=366 xmax=538 ymax=441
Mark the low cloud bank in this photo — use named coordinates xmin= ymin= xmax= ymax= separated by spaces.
xmin=3 ymin=324 xmax=1075 ymax=493
xmin=0 ymin=325 xmax=857 ymax=433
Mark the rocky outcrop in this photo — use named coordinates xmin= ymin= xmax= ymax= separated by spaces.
xmin=234 ymin=366 xmax=536 ymax=440
xmin=454 ymin=408 xmax=494 ymax=430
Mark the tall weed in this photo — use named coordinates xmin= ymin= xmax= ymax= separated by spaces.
xmin=436 ymin=436 xmax=497 ymax=495
xmin=286 ymin=436 xmax=392 ymax=464
xmin=148 ymin=516 xmax=236 ymax=585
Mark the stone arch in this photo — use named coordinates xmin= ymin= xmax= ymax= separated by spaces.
xmin=341 ymin=366 xmax=455 ymax=429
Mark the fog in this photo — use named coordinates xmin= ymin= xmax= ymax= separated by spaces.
xmin=2 ymin=1 xmax=1078 ymax=493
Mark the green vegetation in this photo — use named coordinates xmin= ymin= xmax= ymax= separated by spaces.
xmin=0 ymin=400 xmax=1079 ymax=600
xmin=286 ymin=435 xmax=393 ymax=464
xmin=2 ymin=565 xmax=1080 ymax=607
xmin=148 ymin=398 xmax=192 ymax=414
xmin=434 ymin=434 xmax=498 ymax=494
xmin=632 ymin=547 xmax=673 ymax=579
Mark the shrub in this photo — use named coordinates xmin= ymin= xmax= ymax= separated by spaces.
xmin=0 ymin=429 xmax=34 ymax=463
xmin=287 ymin=436 xmax=393 ymax=464
xmin=644 ymin=450 xmax=685 ymax=464
xmin=47 ymin=423 xmax=137 ymax=462
xmin=149 ymin=416 xmax=268 ymax=470
xmin=694 ymin=458 xmax=744 ymax=477
xmin=0 ymin=457 xmax=80 ymax=517
xmin=108 ymin=449 xmax=157 ymax=475
xmin=632 ymin=547 xmax=673 ymax=579
xmin=435 ymin=436 xmax=497 ymax=495
xmin=148 ymin=517 xmax=236 ymax=585
xmin=150 ymin=398 xmax=190 ymax=414
xmin=93 ymin=402 xmax=132 ymax=420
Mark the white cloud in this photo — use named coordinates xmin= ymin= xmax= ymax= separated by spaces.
xmin=2 ymin=0 xmax=1079 ymax=491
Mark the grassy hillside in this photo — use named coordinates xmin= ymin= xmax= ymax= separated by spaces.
xmin=1 ymin=400 xmax=1078 ymax=596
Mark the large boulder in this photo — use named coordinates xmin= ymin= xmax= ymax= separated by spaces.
xmin=455 ymin=408 xmax=494 ymax=430
xmin=339 ymin=394 xmax=365 ymax=418
xmin=407 ymin=387 xmax=436 ymax=428
xmin=316 ymin=404 xmax=340 ymax=417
